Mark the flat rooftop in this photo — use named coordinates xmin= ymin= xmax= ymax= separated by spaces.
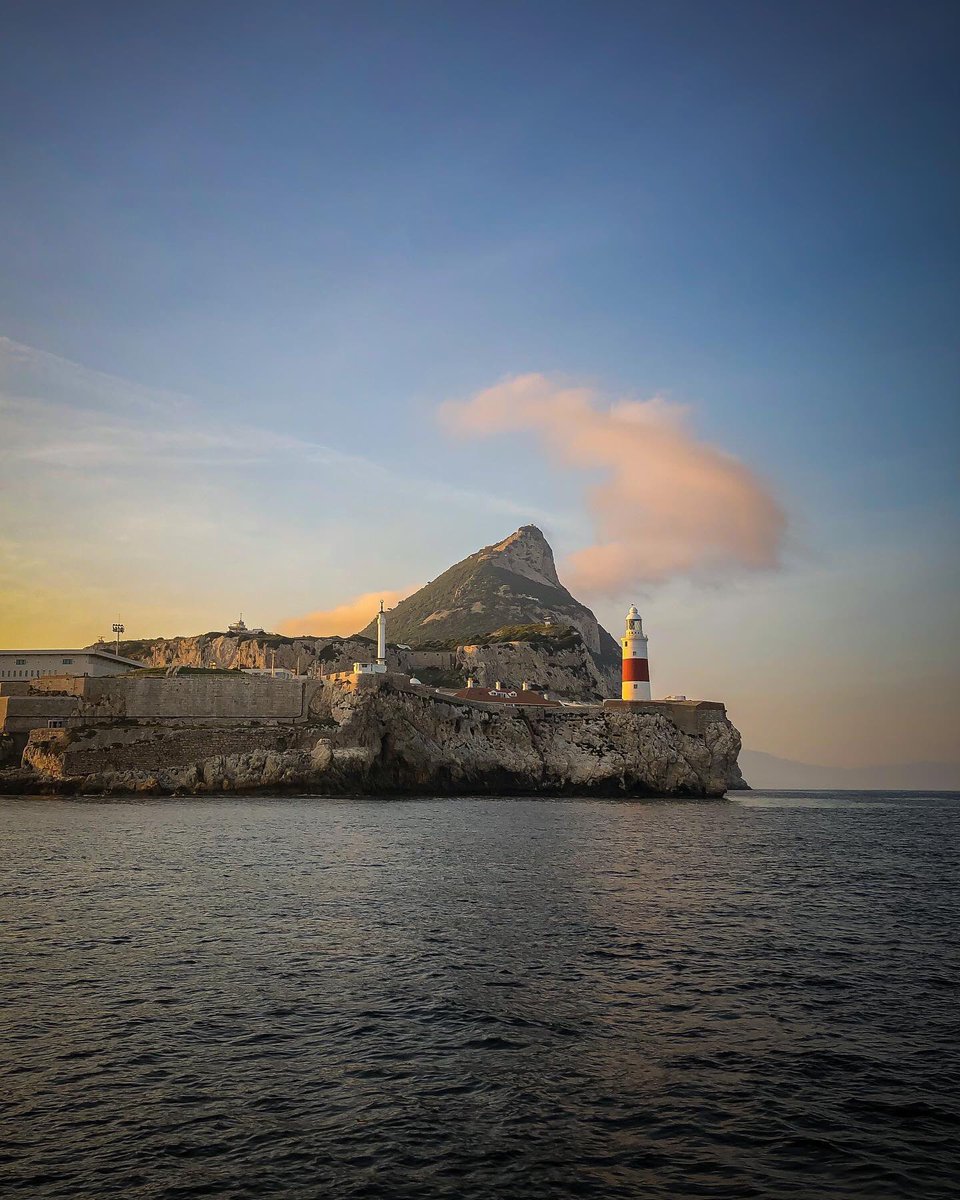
xmin=0 ymin=649 xmax=146 ymax=668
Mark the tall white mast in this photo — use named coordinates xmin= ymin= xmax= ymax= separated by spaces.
xmin=376 ymin=600 xmax=386 ymax=667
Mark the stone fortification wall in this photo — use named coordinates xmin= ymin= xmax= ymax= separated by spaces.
xmin=602 ymin=699 xmax=727 ymax=737
xmin=0 ymin=682 xmax=33 ymax=696
xmin=399 ymin=650 xmax=456 ymax=672
xmin=0 ymin=694 xmax=79 ymax=734
xmin=21 ymin=671 xmax=726 ymax=739
xmin=59 ymin=673 xmax=316 ymax=724
xmin=31 ymin=675 xmax=94 ymax=697
xmin=26 ymin=724 xmax=307 ymax=781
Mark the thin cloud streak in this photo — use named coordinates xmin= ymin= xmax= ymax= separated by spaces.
xmin=0 ymin=336 xmax=561 ymax=523
xmin=0 ymin=335 xmax=190 ymax=415
xmin=440 ymin=373 xmax=787 ymax=596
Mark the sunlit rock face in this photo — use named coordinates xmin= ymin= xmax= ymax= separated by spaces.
xmin=454 ymin=639 xmax=615 ymax=702
xmin=354 ymin=525 xmax=622 ymax=669
xmin=96 ymin=632 xmax=378 ymax=675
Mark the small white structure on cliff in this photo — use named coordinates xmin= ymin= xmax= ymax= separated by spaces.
xmin=353 ymin=601 xmax=388 ymax=675
xmin=228 ymin=614 xmax=264 ymax=636
xmin=621 ymin=606 xmax=651 ymax=701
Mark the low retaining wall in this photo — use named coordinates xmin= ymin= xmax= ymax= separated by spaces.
xmin=25 ymin=724 xmax=308 ymax=779
xmin=0 ymin=694 xmax=79 ymax=735
xmin=602 ymin=699 xmax=727 ymax=736
xmin=30 ymin=673 xmax=323 ymax=723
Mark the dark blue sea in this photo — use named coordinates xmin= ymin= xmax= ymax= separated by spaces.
xmin=2 ymin=791 xmax=958 ymax=1199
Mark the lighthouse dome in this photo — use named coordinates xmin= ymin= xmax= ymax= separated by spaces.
xmin=627 ymin=604 xmax=639 ymax=618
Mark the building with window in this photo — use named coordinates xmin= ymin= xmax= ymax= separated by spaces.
xmin=0 ymin=648 xmax=145 ymax=681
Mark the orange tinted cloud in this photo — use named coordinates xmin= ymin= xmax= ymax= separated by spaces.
xmin=278 ymin=588 xmax=417 ymax=637
xmin=440 ymin=373 xmax=786 ymax=595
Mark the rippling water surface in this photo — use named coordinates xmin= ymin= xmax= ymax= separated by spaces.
xmin=2 ymin=792 xmax=959 ymax=1198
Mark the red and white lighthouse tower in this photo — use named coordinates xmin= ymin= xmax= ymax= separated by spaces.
xmin=621 ymin=605 xmax=651 ymax=701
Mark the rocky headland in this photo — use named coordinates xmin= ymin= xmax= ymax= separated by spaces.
xmin=9 ymin=672 xmax=745 ymax=798
xmin=2 ymin=524 xmax=746 ymax=798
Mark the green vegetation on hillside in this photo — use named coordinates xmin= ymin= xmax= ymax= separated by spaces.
xmin=411 ymin=666 xmax=465 ymax=689
xmin=484 ymin=623 xmax=582 ymax=649
xmin=357 ymin=558 xmax=596 ymax=646
xmin=108 ymin=639 xmax=160 ymax=661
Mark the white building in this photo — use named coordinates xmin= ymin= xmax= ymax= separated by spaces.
xmin=0 ymin=649 xmax=145 ymax=681
xmin=228 ymin=614 xmax=265 ymax=636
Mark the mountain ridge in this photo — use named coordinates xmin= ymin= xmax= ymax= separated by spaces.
xmin=95 ymin=526 xmax=624 ymax=701
xmin=739 ymin=749 xmax=960 ymax=791
xmin=356 ymin=524 xmax=621 ymax=674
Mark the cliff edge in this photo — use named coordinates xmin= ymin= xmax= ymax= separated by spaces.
xmin=10 ymin=673 xmax=744 ymax=798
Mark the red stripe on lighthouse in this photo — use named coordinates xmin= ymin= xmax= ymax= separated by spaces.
xmin=622 ymin=657 xmax=649 ymax=682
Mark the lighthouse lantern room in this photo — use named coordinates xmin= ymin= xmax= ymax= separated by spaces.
xmin=621 ymin=605 xmax=651 ymax=701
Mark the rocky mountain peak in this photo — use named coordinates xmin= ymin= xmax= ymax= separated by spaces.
xmin=352 ymin=524 xmax=620 ymax=691
xmin=476 ymin=525 xmax=560 ymax=588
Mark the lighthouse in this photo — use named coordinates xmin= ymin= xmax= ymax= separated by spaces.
xmin=376 ymin=599 xmax=387 ymax=667
xmin=352 ymin=601 xmax=389 ymax=675
xmin=621 ymin=605 xmax=651 ymax=701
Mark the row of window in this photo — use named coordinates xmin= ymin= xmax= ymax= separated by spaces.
xmin=10 ymin=658 xmax=73 ymax=665
xmin=1 ymin=662 xmax=73 ymax=679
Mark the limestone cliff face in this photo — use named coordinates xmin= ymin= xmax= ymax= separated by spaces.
xmin=106 ymin=628 xmax=619 ymax=702
xmin=455 ymin=639 xmax=616 ymax=701
xmin=0 ymin=733 xmax=17 ymax=768
xmin=18 ymin=677 xmax=744 ymax=798
xmin=104 ymin=633 xmax=374 ymax=675
xmin=476 ymin=526 xmax=564 ymax=589
xmin=318 ymin=683 xmax=743 ymax=797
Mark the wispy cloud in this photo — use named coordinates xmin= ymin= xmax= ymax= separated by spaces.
xmin=440 ymin=372 xmax=787 ymax=595
xmin=277 ymin=587 xmax=419 ymax=638
xmin=0 ymin=336 xmax=557 ymax=522
xmin=0 ymin=335 xmax=190 ymax=415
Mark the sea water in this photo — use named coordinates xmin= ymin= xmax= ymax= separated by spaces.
xmin=2 ymin=791 xmax=958 ymax=1198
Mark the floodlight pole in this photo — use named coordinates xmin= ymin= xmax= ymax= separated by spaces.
xmin=112 ymin=620 xmax=124 ymax=658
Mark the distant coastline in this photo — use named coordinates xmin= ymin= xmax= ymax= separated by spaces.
xmin=739 ymin=749 xmax=960 ymax=792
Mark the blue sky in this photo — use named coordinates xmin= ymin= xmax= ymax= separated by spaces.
xmin=1 ymin=1 xmax=958 ymax=768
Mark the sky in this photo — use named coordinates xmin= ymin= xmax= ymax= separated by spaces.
xmin=1 ymin=1 xmax=958 ymax=770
